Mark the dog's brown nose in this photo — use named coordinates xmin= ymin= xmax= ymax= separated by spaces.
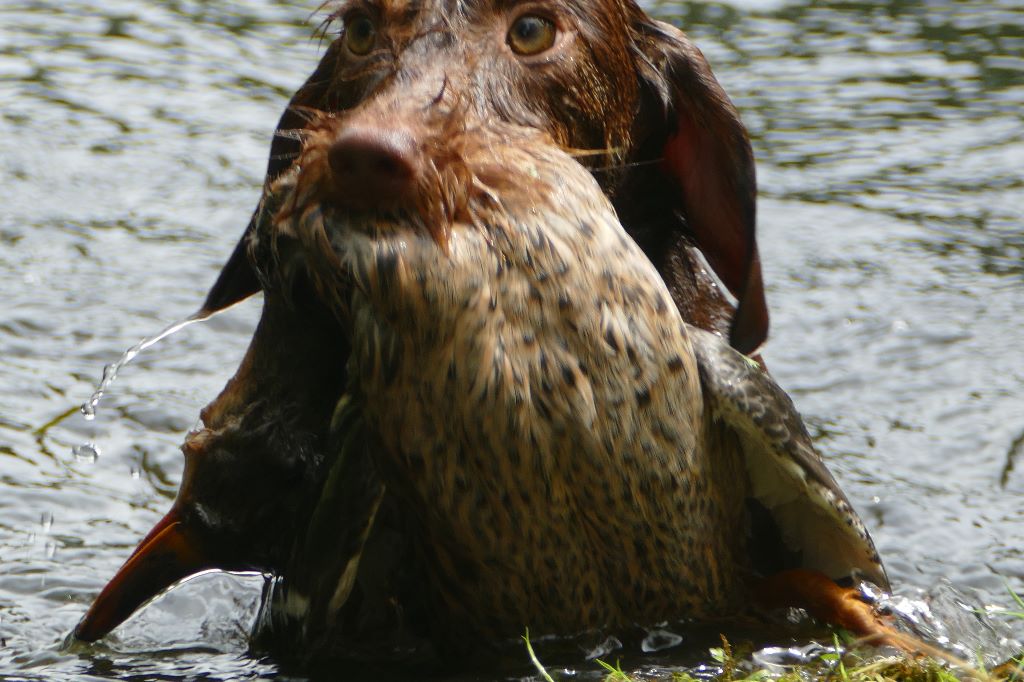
xmin=327 ymin=126 xmax=420 ymax=208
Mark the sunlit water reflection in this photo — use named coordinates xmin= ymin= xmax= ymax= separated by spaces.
xmin=1 ymin=0 xmax=1021 ymax=679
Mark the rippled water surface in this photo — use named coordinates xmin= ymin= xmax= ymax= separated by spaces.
xmin=1 ymin=0 xmax=1022 ymax=679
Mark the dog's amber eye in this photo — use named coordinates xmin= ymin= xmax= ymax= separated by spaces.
xmin=344 ymin=14 xmax=377 ymax=55
xmin=507 ymin=14 xmax=556 ymax=56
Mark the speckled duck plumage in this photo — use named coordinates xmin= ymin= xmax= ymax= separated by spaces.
xmin=244 ymin=121 xmax=886 ymax=648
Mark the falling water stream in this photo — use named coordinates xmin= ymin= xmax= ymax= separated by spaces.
xmin=80 ymin=313 xmax=207 ymax=423
xmin=1 ymin=0 xmax=1022 ymax=679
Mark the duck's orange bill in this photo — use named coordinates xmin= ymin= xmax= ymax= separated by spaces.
xmin=74 ymin=508 xmax=211 ymax=642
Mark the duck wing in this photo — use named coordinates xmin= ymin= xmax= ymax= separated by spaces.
xmin=687 ymin=325 xmax=889 ymax=590
xmin=256 ymin=392 xmax=387 ymax=648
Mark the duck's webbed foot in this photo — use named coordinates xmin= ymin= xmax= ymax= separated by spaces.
xmin=751 ymin=568 xmax=929 ymax=654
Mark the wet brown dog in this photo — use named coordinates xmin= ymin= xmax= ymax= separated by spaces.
xmin=206 ymin=0 xmax=768 ymax=355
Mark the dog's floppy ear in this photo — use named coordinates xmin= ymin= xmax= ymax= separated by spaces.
xmin=634 ymin=20 xmax=767 ymax=355
xmin=201 ymin=43 xmax=344 ymax=316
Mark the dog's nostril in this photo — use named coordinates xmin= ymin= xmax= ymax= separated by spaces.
xmin=371 ymin=154 xmax=405 ymax=177
xmin=327 ymin=127 xmax=419 ymax=207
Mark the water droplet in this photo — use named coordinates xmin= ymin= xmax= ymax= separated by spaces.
xmin=80 ymin=313 xmax=206 ymax=419
xmin=585 ymin=635 xmax=623 ymax=659
xmin=130 ymin=465 xmax=141 ymax=480
xmin=72 ymin=443 xmax=100 ymax=463
xmin=751 ymin=642 xmax=834 ymax=671
xmin=640 ymin=627 xmax=683 ymax=652
xmin=40 ymin=512 xmax=53 ymax=532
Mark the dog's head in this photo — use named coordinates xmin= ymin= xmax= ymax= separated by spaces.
xmin=207 ymin=0 xmax=767 ymax=354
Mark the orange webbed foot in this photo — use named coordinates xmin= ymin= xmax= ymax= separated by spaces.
xmin=751 ymin=569 xmax=928 ymax=654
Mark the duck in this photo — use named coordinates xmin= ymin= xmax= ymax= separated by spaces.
xmin=73 ymin=115 xmax=893 ymax=665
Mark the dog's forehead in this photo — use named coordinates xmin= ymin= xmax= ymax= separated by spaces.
xmin=331 ymin=0 xmax=634 ymax=31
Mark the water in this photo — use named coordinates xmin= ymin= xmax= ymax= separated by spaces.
xmin=80 ymin=314 xmax=205 ymax=422
xmin=1 ymin=0 xmax=1022 ymax=679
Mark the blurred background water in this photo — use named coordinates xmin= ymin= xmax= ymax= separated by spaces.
xmin=1 ymin=0 xmax=1021 ymax=679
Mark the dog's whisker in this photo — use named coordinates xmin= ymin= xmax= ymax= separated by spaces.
xmin=564 ymin=146 xmax=624 ymax=159
xmin=589 ymin=158 xmax=665 ymax=173
xmin=316 ymin=1 xmax=344 ymax=31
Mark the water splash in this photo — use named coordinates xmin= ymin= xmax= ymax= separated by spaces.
xmin=585 ymin=635 xmax=623 ymax=660
xmin=641 ymin=628 xmax=683 ymax=653
xmin=80 ymin=312 xmax=206 ymax=421
xmin=751 ymin=642 xmax=838 ymax=673
xmin=868 ymin=580 xmax=1023 ymax=666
